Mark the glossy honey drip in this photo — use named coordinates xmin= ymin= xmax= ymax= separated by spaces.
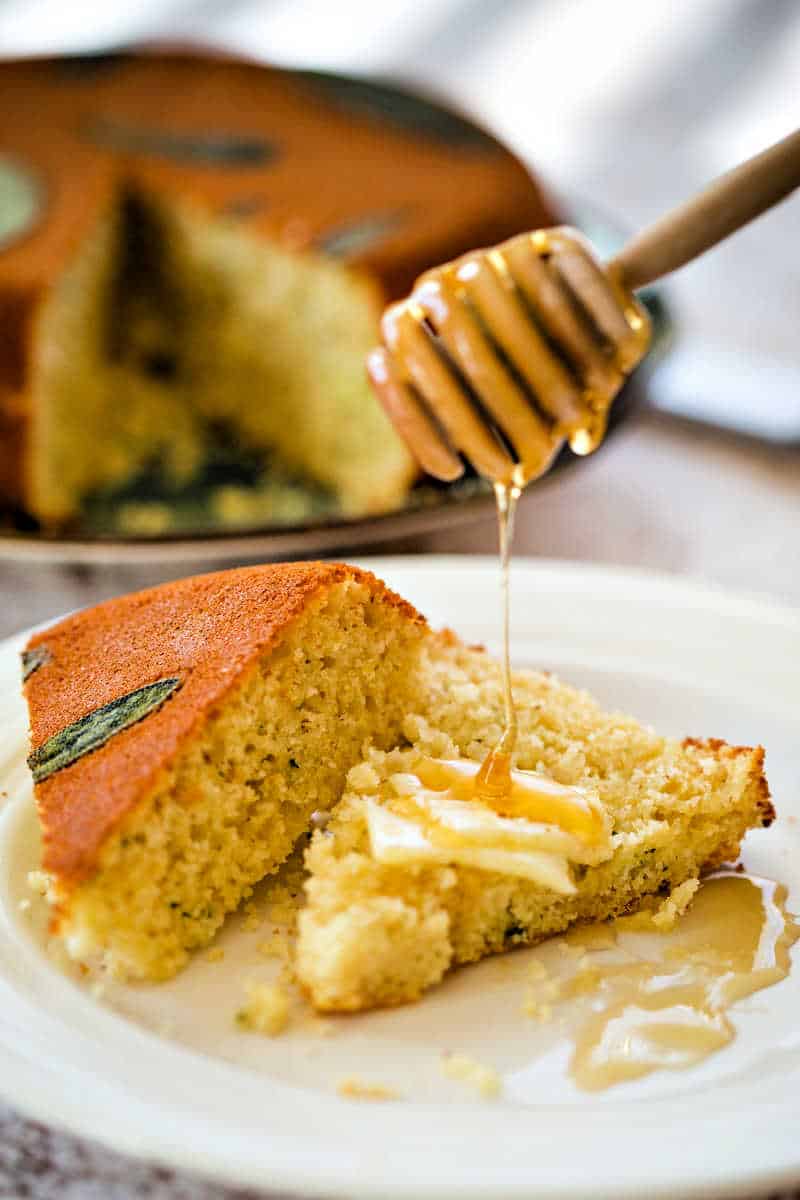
xmin=476 ymin=478 xmax=522 ymax=800
xmin=471 ymin=237 xmax=649 ymax=801
xmin=543 ymin=873 xmax=800 ymax=1092
xmin=409 ymin=755 xmax=607 ymax=844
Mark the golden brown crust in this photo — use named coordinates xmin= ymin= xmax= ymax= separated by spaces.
xmin=433 ymin=627 xmax=464 ymax=649
xmin=686 ymin=739 xmax=774 ymax=872
xmin=682 ymin=737 xmax=774 ymax=827
xmin=754 ymin=766 xmax=776 ymax=827
xmin=24 ymin=562 xmax=426 ymax=886
xmin=0 ymin=51 xmax=560 ymax=517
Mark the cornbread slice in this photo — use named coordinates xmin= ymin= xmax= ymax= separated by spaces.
xmin=296 ymin=636 xmax=773 ymax=1012
xmin=23 ymin=563 xmax=426 ymax=980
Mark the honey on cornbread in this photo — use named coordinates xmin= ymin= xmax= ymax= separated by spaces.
xmin=0 ymin=52 xmax=559 ymax=526
xmin=296 ymin=631 xmax=772 ymax=1011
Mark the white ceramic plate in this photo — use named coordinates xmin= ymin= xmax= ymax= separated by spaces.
xmin=0 ymin=557 xmax=798 ymax=1200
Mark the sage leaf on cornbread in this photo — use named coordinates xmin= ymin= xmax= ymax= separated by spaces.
xmin=83 ymin=117 xmax=277 ymax=166
xmin=21 ymin=645 xmax=52 ymax=682
xmin=28 ymin=677 xmax=182 ymax=783
xmin=320 ymin=210 xmax=407 ymax=258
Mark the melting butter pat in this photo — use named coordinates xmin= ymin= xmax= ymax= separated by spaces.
xmin=363 ymin=758 xmax=611 ymax=893
xmin=409 ymin=757 xmax=609 ymax=846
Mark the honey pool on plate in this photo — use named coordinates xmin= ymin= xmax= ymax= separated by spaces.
xmin=551 ymin=872 xmax=800 ymax=1091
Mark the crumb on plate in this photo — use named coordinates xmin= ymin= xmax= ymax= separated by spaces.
xmin=440 ymin=1052 xmax=501 ymax=1098
xmin=337 ymin=1077 xmax=399 ymax=1101
xmin=258 ymin=932 xmax=292 ymax=962
xmin=651 ymin=877 xmax=700 ymax=929
xmin=235 ymin=980 xmax=290 ymax=1036
xmin=27 ymin=869 xmax=52 ymax=897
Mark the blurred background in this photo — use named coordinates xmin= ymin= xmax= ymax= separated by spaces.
xmin=4 ymin=0 xmax=798 ymax=359
xmin=1 ymin=0 xmax=798 ymax=632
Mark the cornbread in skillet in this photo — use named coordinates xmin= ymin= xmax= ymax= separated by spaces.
xmin=0 ymin=51 xmax=560 ymax=525
xmin=23 ymin=563 xmax=425 ymax=980
xmin=296 ymin=635 xmax=773 ymax=1012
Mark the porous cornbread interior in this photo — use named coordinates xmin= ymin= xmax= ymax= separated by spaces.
xmin=31 ymin=569 xmax=425 ymax=981
xmin=27 ymin=187 xmax=414 ymax=525
xmin=297 ymin=636 xmax=773 ymax=1012
xmin=29 ymin=196 xmax=204 ymax=522
xmin=169 ymin=201 xmax=414 ymax=517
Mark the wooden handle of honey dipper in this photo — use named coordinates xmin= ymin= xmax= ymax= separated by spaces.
xmin=609 ymin=128 xmax=800 ymax=291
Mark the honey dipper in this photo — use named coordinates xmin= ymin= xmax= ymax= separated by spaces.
xmin=368 ymin=128 xmax=800 ymax=486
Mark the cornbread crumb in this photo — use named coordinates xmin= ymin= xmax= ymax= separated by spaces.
xmin=266 ymin=883 xmax=303 ymax=928
xmin=526 ymin=959 xmax=549 ymax=982
xmin=440 ymin=1053 xmax=501 ymax=1098
xmin=348 ymin=762 xmax=381 ymax=793
xmin=257 ymin=933 xmax=292 ymax=962
xmin=522 ymin=974 xmax=562 ymax=1022
xmin=27 ymin=870 xmax=51 ymax=897
xmin=652 ymin=877 xmax=700 ymax=929
xmin=235 ymin=980 xmax=290 ymax=1036
xmin=243 ymin=913 xmax=263 ymax=933
xmin=337 ymin=1077 xmax=399 ymax=1102
xmin=617 ymin=877 xmax=701 ymax=932
xmin=206 ymin=947 xmax=225 ymax=963
xmin=523 ymin=998 xmax=553 ymax=1023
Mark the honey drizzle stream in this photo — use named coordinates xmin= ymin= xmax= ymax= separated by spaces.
xmin=476 ymin=478 xmax=522 ymax=798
